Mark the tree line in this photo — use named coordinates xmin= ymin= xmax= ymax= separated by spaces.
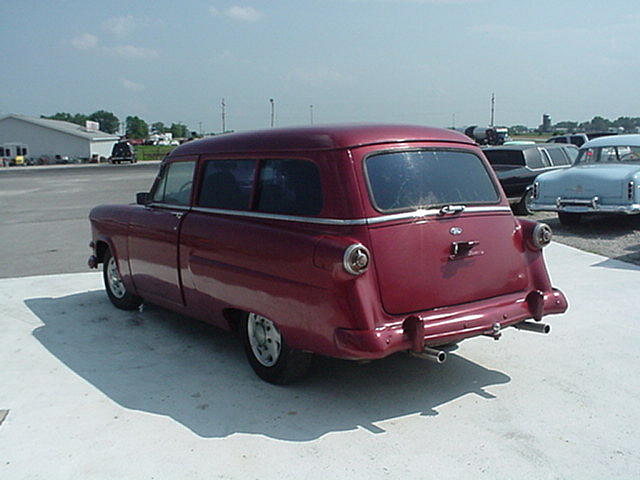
xmin=41 ymin=111 xmax=190 ymax=139
xmin=509 ymin=115 xmax=640 ymax=135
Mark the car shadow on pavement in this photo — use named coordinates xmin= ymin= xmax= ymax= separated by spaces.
xmin=26 ymin=291 xmax=510 ymax=441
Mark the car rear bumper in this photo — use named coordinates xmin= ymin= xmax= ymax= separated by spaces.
xmin=333 ymin=288 xmax=568 ymax=359
xmin=531 ymin=199 xmax=640 ymax=214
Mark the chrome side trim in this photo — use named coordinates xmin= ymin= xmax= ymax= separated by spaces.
xmin=147 ymin=203 xmax=191 ymax=211
xmin=189 ymin=205 xmax=512 ymax=226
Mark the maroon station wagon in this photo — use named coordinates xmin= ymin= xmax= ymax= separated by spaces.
xmin=88 ymin=125 xmax=568 ymax=383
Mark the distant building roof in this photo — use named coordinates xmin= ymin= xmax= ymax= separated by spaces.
xmin=0 ymin=114 xmax=120 ymax=141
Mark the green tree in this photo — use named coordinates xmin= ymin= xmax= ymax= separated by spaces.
xmin=88 ymin=110 xmax=119 ymax=134
xmin=588 ymin=116 xmax=612 ymax=132
xmin=126 ymin=116 xmax=149 ymax=139
xmin=42 ymin=112 xmax=87 ymax=126
xmin=151 ymin=122 xmax=166 ymax=134
xmin=554 ymin=121 xmax=578 ymax=131
xmin=169 ymin=122 xmax=188 ymax=138
xmin=508 ymin=125 xmax=529 ymax=135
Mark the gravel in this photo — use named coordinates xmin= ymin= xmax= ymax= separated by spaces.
xmin=525 ymin=211 xmax=640 ymax=265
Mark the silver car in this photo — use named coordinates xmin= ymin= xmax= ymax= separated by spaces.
xmin=530 ymin=134 xmax=640 ymax=225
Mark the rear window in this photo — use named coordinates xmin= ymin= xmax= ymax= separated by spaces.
xmin=365 ymin=150 xmax=500 ymax=212
xmin=484 ymin=150 xmax=525 ymax=167
xmin=576 ymin=146 xmax=640 ymax=165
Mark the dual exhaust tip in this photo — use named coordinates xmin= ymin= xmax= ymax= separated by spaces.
xmin=411 ymin=320 xmax=550 ymax=364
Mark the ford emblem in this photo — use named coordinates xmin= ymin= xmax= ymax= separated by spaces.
xmin=450 ymin=226 xmax=463 ymax=235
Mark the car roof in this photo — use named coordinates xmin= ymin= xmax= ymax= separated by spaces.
xmin=169 ymin=124 xmax=475 ymax=156
xmin=484 ymin=143 xmax=569 ymax=152
xmin=581 ymin=134 xmax=640 ymax=149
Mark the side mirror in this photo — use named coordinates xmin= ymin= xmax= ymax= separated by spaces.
xmin=136 ymin=192 xmax=150 ymax=205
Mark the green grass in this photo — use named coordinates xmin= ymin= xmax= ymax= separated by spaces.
xmin=134 ymin=144 xmax=176 ymax=161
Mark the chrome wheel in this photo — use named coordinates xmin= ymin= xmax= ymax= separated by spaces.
xmin=106 ymin=256 xmax=126 ymax=299
xmin=247 ymin=313 xmax=282 ymax=367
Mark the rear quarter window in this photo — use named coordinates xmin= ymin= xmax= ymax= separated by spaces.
xmin=365 ymin=150 xmax=500 ymax=212
xmin=256 ymin=159 xmax=323 ymax=216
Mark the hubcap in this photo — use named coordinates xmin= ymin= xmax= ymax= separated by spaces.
xmin=247 ymin=313 xmax=282 ymax=367
xmin=107 ymin=256 xmax=126 ymax=299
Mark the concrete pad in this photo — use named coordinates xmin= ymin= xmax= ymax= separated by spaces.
xmin=0 ymin=243 xmax=638 ymax=479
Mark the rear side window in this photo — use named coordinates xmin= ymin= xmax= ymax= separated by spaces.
xmin=152 ymin=160 xmax=196 ymax=206
xmin=365 ymin=150 xmax=499 ymax=212
xmin=199 ymin=160 xmax=256 ymax=210
xmin=524 ymin=148 xmax=545 ymax=168
xmin=484 ymin=150 xmax=525 ymax=167
xmin=256 ymin=159 xmax=323 ymax=215
xmin=546 ymin=147 xmax=570 ymax=166
xmin=554 ymin=137 xmax=568 ymax=143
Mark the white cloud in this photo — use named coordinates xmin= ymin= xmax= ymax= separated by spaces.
xmin=70 ymin=33 xmax=98 ymax=50
xmin=108 ymin=45 xmax=159 ymax=59
xmin=103 ymin=15 xmax=136 ymax=37
xmin=122 ymin=78 xmax=145 ymax=91
xmin=209 ymin=5 xmax=264 ymax=22
xmin=226 ymin=6 xmax=262 ymax=22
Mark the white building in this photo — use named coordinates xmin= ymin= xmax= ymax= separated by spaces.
xmin=0 ymin=114 xmax=120 ymax=160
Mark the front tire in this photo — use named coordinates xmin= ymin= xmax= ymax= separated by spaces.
xmin=242 ymin=312 xmax=312 ymax=384
xmin=103 ymin=249 xmax=142 ymax=310
xmin=558 ymin=212 xmax=582 ymax=226
xmin=514 ymin=190 xmax=533 ymax=216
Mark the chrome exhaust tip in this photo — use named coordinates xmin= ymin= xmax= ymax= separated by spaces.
xmin=410 ymin=347 xmax=447 ymax=364
xmin=514 ymin=321 xmax=550 ymax=334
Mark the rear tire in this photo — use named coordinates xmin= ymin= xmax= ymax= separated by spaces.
xmin=103 ymin=249 xmax=142 ymax=310
xmin=558 ymin=212 xmax=582 ymax=226
xmin=242 ymin=312 xmax=312 ymax=384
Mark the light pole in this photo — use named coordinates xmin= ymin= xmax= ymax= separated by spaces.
xmin=269 ymin=98 xmax=275 ymax=128
xmin=310 ymin=105 xmax=314 ymax=125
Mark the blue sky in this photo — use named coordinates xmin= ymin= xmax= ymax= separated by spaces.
xmin=1 ymin=0 xmax=638 ymax=133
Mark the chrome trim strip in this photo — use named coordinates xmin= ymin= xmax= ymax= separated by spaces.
xmin=147 ymin=203 xmax=191 ymax=211
xmin=189 ymin=205 xmax=511 ymax=225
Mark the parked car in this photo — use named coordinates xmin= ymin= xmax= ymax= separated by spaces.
xmin=109 ymin=141 xmax=137 ymax=164
xmin=530 ymin=134 xmax=640 ymax=225
xmin=484 ymin=144 xmax=578 ymax=214
xmin=546 ymin=132 xmax=617 ymax=147
xmin=88 ymin=125 xmax=568 ymax=383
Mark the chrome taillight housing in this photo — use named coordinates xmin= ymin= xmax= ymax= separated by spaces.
xmin=531 ymin=223 xmax=553 ymax=249
xmin=343 ymin=244 xmax=370 ymax=275
xmin=532 ymin=181 xmax=540 ymax=200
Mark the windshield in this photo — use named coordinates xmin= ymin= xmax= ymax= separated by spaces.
xmin=365 ymin=150 xmax=500 ymax=212
xmin=576 ymin=145 xmax=640 ymax=165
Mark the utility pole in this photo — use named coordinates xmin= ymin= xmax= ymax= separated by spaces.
xmin=198 ymin=122 xmax=202 ymax=136
xmin=269 ymin=98 xmax=275 ymax=128
xmin=490 ymin=92 xmax=495 ymax=127
xmin=221 ymin=98 xmax=226 ymax=133
xmin=310 ymin=105 xmax=314 ymax=125
xmin=452 ymin=113 xmax=456 ymax=129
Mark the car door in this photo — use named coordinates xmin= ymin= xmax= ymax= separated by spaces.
xmin=128 ymin=157 xmax=196 ymax=305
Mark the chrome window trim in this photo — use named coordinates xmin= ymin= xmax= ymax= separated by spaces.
xmin=147 ymin=203 xmax=191 ymax=211
xmin=189 ymin=205 xmax=512 ymax=226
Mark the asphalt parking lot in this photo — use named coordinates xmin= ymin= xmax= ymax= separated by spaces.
xmin=1 ymin=165 xmax=639 ymax=479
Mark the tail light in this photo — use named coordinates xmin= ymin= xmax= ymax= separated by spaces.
xmin=628 ymin=181 xmax=635 ymax=201
xmin=343 ymin=244 xmax=370 ymax=275
xmin=531 ymin=223 xmax=552 ymax=249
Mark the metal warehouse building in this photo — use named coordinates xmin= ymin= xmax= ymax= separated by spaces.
xmin=0 ymin=114 xmax=119 ymax=161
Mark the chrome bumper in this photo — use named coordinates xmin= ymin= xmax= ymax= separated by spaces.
xmin=531 ymin=196 xmax=640 ymax=214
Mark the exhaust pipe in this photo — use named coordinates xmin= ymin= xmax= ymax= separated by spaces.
xmin=514 ymin=321 xmax=550 ymax=334
xmin=411 ymin=347 xmax=447 ymax=364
